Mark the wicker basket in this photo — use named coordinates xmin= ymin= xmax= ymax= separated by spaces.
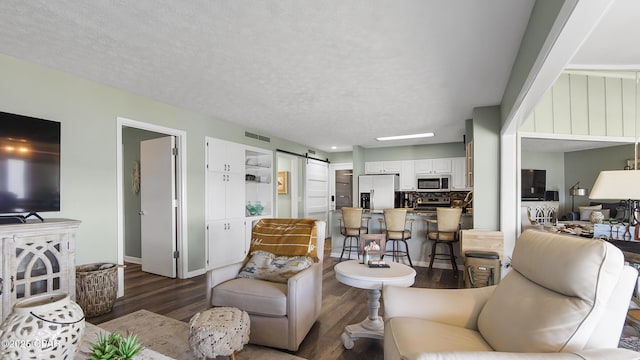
xmin=75 ymin=263 xmax=118 ymax=317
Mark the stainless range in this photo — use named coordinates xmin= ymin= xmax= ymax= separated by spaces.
xmin=414 ymin=194 xmax=451 ymax=211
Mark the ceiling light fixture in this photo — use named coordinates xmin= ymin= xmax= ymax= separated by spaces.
xmin=376 ymin=133 xmax=434 ymax=141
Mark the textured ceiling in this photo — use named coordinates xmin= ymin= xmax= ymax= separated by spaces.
xmin=569 ymin=0 xmax=640 ymax=69
xmin=0 ymin=0 xmax=536 ymax=152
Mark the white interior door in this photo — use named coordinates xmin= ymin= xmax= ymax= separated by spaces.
xmin=140 ymin=136 xmax=177 ymax=278
xmin=305 ymin=159 xmax=329 ymax=223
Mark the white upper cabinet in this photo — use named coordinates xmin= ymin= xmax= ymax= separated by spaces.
xmin=415 ymin=158 xmax=452 ymax=174
xmin=399 ymin=160 xmax=415 ymax=191
xmin=451 ymin=157 xmax=467 ymax=191
xmin=206 ymin=139 xmax=246 ymax=221
xmin=365 ymin=161 xmax=401 ymax=174
xmin=207 ymin=139 xmax=245 ymax=173
xmin=364 ymin=161 xmax=383 ymax=174
xmin=381 ymin=161 xmax=402 ymax=174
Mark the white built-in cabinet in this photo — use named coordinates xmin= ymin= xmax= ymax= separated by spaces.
xmin=365 ymin=161 xmax=401 ymax=174
xmin=400 ymin=160 xmax=416 ymax=191
xmin=205 ymin=138 xmax=273 ymax=270
xmin=451 ymin=157 xmax=468 ymax=191
xmin=207 ymin=139 xmax=245 ymax=221
xmin=0 ymin=219 xmax=80 ymax=321
xmin=415 ymin=159 xmax=452 ymax=174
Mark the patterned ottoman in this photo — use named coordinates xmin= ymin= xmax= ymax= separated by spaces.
xmin=188 ymin=307 xmax=250 ymax=360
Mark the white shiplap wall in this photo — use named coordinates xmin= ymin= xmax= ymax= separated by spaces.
xmin=522 ymin=72 xmax=638 ymax=137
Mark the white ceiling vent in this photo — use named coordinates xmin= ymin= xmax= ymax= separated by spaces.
xmin=245 ymin=131 xmax=270 ymax=143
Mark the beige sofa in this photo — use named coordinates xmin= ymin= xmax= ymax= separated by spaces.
xmin=206 ymin=220 xmax=325 ymax=351
xmin=384 ymin=230 xmax=640 ymax=359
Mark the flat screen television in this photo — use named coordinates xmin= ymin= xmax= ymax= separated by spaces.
xmin=0 ymin=111 xmax=60 ymax=216
xmin=521 ymin=169 xmax=546 ymax=201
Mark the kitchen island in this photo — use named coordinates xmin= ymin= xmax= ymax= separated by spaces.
xmin=330 ymin=209 xmax=473 ymax=270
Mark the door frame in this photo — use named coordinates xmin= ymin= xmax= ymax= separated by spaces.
xmin=328 ymin=163 xmax=353 ymax=239
xmin=329 ymin=162 xmax=353 ymax=211
xmin=116 ymin=117 xmax=188 ymax=297
xmin=276 ymin=152 xmax=299 ymax=218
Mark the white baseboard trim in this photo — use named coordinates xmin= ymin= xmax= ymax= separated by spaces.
xmin=124 ymin=256 xmax=141 ymax=264
xmin=123 ymin=256 xmax=205 ymax=279
xmin=185 ymin=268 xmax=207 ymax=278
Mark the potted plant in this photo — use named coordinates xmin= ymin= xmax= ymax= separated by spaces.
xmin=89 ymin=332 xmax=143 ymax=360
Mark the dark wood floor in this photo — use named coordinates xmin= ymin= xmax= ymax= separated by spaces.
xmin=89 ymin=241 xmax=463 ymax=360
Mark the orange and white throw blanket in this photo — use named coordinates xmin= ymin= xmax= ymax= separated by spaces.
xmin=250 ymin=218 xmax=318 ymax=260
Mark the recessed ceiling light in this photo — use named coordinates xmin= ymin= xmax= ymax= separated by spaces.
xmin=376 ymin=133 xmax=434 ymax=141
xmin=331 ymin=146 xmax=337 ymax=150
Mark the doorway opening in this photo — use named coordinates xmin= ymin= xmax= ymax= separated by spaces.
xmin=116 ymin=117 xmax=188 ymax=297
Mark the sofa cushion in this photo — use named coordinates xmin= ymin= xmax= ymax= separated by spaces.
xmin=211 ymin=277 xmax=288 ymax=317
xmin=477 ymin=231 xmax=624 ymax=353
xmin=385 ymin=317 xmax=493 ymax=357
xmin=237 ymin=250 xmax=313 ymax=283
xmin=579 ymin=204 xmax=602 ymax=221
xmin=590 ymin=202 xmax=622 ymax=219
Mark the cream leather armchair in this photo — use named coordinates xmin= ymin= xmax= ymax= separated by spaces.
xmin=206 ymin=220 xmax=325 ymax=351
xmin=384 ymin=230 xmax=639 ymax=359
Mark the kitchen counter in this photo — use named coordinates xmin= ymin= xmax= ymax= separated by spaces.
xmin=360 ymin=208 xmax=473 ymax=217
xmin=331 ymin=209 xmax=473 ymax=269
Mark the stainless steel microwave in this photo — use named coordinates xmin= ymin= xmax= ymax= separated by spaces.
xmin=416 ymin=175 xmax=451 ymax=192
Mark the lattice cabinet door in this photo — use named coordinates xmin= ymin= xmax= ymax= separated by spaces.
xmin=3 ymin=233 xmax=72 ymax=316
xmin=524 ymin=201 xmax=560 ymax=225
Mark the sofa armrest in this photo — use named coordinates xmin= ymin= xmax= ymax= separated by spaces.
xmin=383 ymin=285 xmax=496 ymax=330
xmin=287 ymin=262 xmax=322 ymax=349
xmin=206 ymin=262 xmax=244 ymax=304
xmin=403 ymin=348 xmax=640 ymax=360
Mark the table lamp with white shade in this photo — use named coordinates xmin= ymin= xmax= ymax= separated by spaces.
xmin=589 ymin=169 xmax=640 ymax=240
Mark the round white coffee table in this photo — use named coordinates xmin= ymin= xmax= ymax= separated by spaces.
xmin=334 ymin=260 xmax=416 ymax=349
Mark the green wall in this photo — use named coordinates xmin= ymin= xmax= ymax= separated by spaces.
xmin=521 ymin=144 xmax=634 ymax=217
xmin=362 ymin=143 xmax=465 ymax=161
xmin=521 ymin=150 xmax=565 ymax=210
xmin=0 ymin=54 xmax=326 ymax=273
xmin=328 ymin=151 xmax=352 ymax=164
xmin=472 ymin=106 xmax=501 ymax=230
xmin=564 ymin=144 xmax=635 ymax=210
xmin=276 ymin=156 xmax=292 ymax=218
xmin=328 ymin=142 xmax=465 ymax=163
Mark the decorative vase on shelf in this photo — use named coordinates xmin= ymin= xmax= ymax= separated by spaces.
xmin=590 ymin=210 xmax=604 ymax=224
xmin=0 ymin=292 xmax=85 ymax=359
xmin=246 ymin=202 xmax=257 ymax=216
xmin=255 ymin=201 xmax=264 ymax=216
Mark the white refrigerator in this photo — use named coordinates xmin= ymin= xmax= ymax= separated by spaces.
xmin=358 ymin=174 xmax=399 ymax=210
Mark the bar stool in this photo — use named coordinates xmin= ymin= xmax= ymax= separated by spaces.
xmin=339 ymin=207 xmax=369 ymax=261
xmin=426 ymin=207 xmax=463 ymax=273
xmin=382 ymin=208 xmax=413 ymax=267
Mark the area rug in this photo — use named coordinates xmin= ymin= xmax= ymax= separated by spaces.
xmin=82 ymin=310 xmax=306 ymax=360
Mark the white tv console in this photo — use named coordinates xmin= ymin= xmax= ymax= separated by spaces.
xmin=0 ymin=218 xmax=80 ymax=321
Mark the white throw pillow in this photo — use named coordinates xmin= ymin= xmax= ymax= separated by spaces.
xmin=238 ymin=250 xmax=313 ymax=283
xmin=579 ymin=205 xmax=602 ymax=221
